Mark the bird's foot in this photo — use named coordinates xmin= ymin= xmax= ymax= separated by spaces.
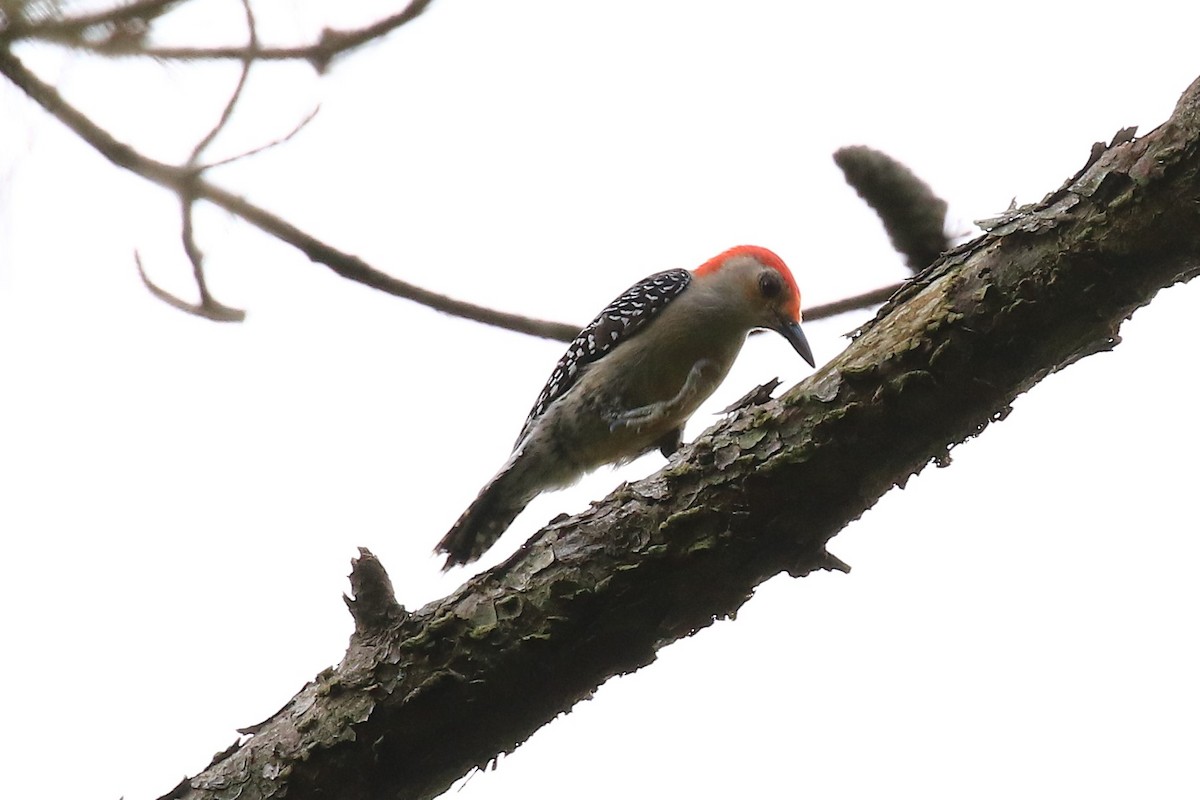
xmin=607 ymin=359 xmax=716 ymax=432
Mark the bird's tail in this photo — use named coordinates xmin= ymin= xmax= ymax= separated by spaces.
xmin=435 ymin=463 xmax=533 ymax=570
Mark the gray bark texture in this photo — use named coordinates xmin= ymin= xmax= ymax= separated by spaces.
xmin=163 ymin=75 xmax=1200 ymax=800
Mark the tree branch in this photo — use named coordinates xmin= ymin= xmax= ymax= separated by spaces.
xmin=135 ymin=0 xmax=258 ymax=322
xmin=4 ymin=0 xmax=438 ymax=72
xmin=186 ymin=0 xmax=256 ymax=164
xmin=0 ymin=42 xmax=908 ymax=342
xmin=834 ymin=144 xmax=951 ymax=273
xmin=0 ymin=44 xmax=582 ymax=341
xmin=804 ymin=281 xmax=902 ymax=321
xmin=1 ymin=0 xmax=183 ymax=42
xmin=158 ymin=75 xmax=1200 ymax=800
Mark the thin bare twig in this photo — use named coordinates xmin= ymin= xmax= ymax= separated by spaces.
xmin=0 ymin=27 xmax=902 ymax=339
xmin=0 ymin=44 xmax=581 ymax=341
xmin=12 ymin=0 xmax=437 ymax=73
xmin=126 ymin=0 xmax=255 ymax=331
xmin=140 ymin=0 xmax=258 ymax=321
xmin=203 ymin=106 xmax=320 ymax=170
xmin=136 ymin=248 xmax=246 ymax=322
xmin=804 ymin=282 xmax=903 ymax=322
xmin=187 ymin=0 xmax=323 ymax=171
xmin=188 ymin=0 xmax=256 ymax=165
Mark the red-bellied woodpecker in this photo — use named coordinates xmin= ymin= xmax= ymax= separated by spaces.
xmin=436 ymin=245 xmax=816 ymax=569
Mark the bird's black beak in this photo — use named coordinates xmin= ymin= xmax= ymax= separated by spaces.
xmin=778 ymin=319 xmax=815 ymax=368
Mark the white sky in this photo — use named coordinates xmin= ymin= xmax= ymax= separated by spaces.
xmin=2 ymin=2 xmax=1198 ymax=798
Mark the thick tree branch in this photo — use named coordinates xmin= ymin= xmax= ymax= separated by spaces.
xmin=159 ymin=77 xmax=1200 ymax=800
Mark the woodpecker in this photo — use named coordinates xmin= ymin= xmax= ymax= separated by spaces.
xmin=436 ymin=245 xmax=816 ymax=569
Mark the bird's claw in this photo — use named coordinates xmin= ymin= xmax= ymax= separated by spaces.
xmin=605 ymin=359 xmax=716 ymax=432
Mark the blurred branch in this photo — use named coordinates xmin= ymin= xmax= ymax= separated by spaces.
xmin=2 ymin=0 xmax=437 ymax=72
xmin=0 ymin=40 xmax=903 ymax=342
xmin=0 ymin=0 xmax=181 ymax=47
xmin=109 ymin=0 xmax=435 ymax=72
xmin=834 ymin=145 xmax=951 ymax=273
xmin=1 ymin=0 xmax=912 ymax=340
xmin=157 ymin=74 xmax=1200 ymax=800
xmin=187 ymin=0 xmax=256 ymax=164
xmin=136 ymin=247 xmax=245 ymax=321
xmin=0 ymin=44 xmax=582 ymax=340
xmin=805 ymin=282 xmax=901 ymax=322
xmin=202 ymin=106 xmax=319 ymax=170
xmin=134 ymin=0 xmax=261 ymax=322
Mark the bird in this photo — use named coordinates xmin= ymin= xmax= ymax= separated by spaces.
xmin=436 ymin=245 xmax=816 ymax=569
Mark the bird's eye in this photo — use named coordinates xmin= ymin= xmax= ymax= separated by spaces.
xmin=758 ymin=271 xmax=782 ymax=299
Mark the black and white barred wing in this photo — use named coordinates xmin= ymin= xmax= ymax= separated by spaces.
xmin=513 ymin=268 xmax=692 ymax=448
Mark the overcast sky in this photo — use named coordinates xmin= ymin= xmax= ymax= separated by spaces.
xmin=2 ymin=2 xmax=1198 ymax=798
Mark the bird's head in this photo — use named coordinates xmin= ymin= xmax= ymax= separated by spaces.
xmin=694 ymin=245 xmax=815 ymax=367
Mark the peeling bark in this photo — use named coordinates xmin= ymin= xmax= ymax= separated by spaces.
xmin=161 ymin=76 xmax=1200 ymax=800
